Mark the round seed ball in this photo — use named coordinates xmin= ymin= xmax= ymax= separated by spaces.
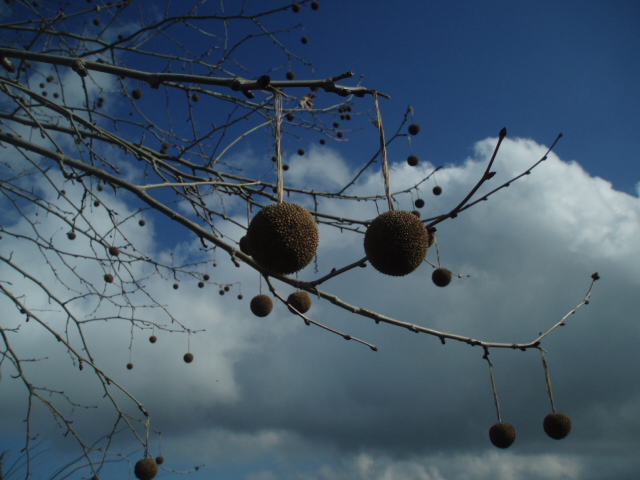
xmin=134 ymin=457 xmax=158 ymax=480
xmin=67 ymin=231 xmax=77 ymax=240
xmin=543 ymin=413 xmax=572 ymax=440
xmin=126 ymin=363 xmax=134 ymax=370
xmin=104 ymin=273 xmax=114 ymax=283
xmin=138 ymin=219 xmax=146 ymax=226
xmin=132 ymin=88 xmax=143 ymax=100
xmin=155 ymin=456 xmax=164 ymax=465
xmin=291 ymin=3 xmax=300 ymax=12
xmin=408 ymin=124 xmax=420 ymax=135
xmin=489 ymin=422 xmax=516 ymax=449
xmin=287 ymin=291 xmax=312 ymax=314
xmin=108 ymin=246 xmax=120 ymax=257
xmin=250 ymin=294 xmax=273 ymax=317
xmin=149 ymin=335 xmax=157 ymax=343
xmin=415 ymin=199 xmax=425 ymax=209
xmin=192 ymin=93 xmax=200 ymax=102
xmin=245 ymin=203 xmax=319 ymax=275
xmin=407 ymin=155 xmax=419 ymax=167
xmin=286 ymin=71 xmax=295 ymax=80
xmin=183 ymin=352 xmax=194 ymax=363
xmin=433 ymin=185 xmax=442 ymax=195
xmin=432 ymin=267 xmax=452 ymax=287
xmin=364 ymin=210 xmax=429 ymax=276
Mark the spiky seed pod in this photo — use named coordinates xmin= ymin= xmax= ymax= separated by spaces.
xmin=407 ymin=155 xmax=419 ymax=167
xmin=237 ymin=294 xmax=243 ymax=300
xmin=298 ymin=148 xmax=305 ymax=156
xmin=155 ymin=456 xmax=164 ymax=465
xmin=288 ymin=291 xmax=312 ymax=314
xmin=108 ymin=246 xmax=120 ymax=257
xmin=132 ymin=88 xmax=143 ymax=100
xmin=408 ymin=124 xmax=420 ymax=135
xmin=134 ymin=458 xmax=158 ymax=480
xmin=224 ymin=285 xmax=230 ymax=292
xmin=104 ymin=273 xmax=114 ymax=283
xmin=245 ymin=203 xmax=319 ymax=275
xmin=543 ymin=413 xmax=572 ymax=440
xmin=286 ymin=71 xmax=295 ymax=80
xmin=489 ymin=422 xmax=516 ymax=449
xmin=414 ymin=199 xmax=425 ymax=209
xmin=203 ymin=274 xmax=210 ymax=281
xmin=432 ymin=267 xmax=452 ymax=287
xmin=250 ymin=294 xmax=273 ymax=317
xmin=139 ymin=219 xmax=146 ymax=226
xmin=364 ymin=210 xmax=430 ymax=276
xmin=126 ymin=363 xmax=134 ymax=370
xmin=172 ymin=283 xmax=179 ymax=290
xmin=183 ymin=353 xmax=194 ymax=363
xmin=427 ymin=228 xmax=436 ymax=248
xmin=239 ymin=236 xmax=251 ymax=255
xmin=149 ymin=335 xmax=157 ymax=343
xmin=67 ymin=231 xmax=77 ymax=240
xmin=198 ymin=281 xmax=204 ymax=288
xmin=433 ymin=185 xmax=442 ymax=195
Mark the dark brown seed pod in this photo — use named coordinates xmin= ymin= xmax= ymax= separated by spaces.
xmin=172 ymin=283 xmax=179 ymax=290
xmin=245 ymin=203 xmax=319 ymax=275
xmin=138 ymin=219 xmax=146 ymax=226
xmin=155 ymin=456 xmax=164 ymax=465
xmin=432 ymin=267 xmax=452 ymax=287
xmin=407 ymin=155 xmax=419 ymax=167
xmin=408 ymin=124 xmax=420 ymax=135
xmin=192 ymin=92 xmax=200 ymax=102
xmin=287 ymin=291 xmax=312 ymax=314
xmin=364 ymin=210 xmax=429 ymax=276
xmin=286 ymin=71 xmax=295 ymax=80
xmin=543 ymin=413 xmax=572 ymax=440
xmin=291 ymin=2 xmax=300 ymax=12
xmin=104 ymin=273 xmax=114 ymax=283
xmin=183 ymin=353 xmax=194 ymax=363
xmin=134 ymin=458 xmax=158 ymax=480
xmin=298 ymin=148 xmax=305 ymax=156
xmin=489 ymin=422 xmax=516 ymax=449
xmin=433 ymin=185 xmax=442 ymax=195
xmin=414 ymin=199 xmax=425 ymax=209
xmin=311 ymin=1 xmax=319 ymax=9
xmin=203 ymin=274 xmax=210 ymax=281
xmin=250 ymin=294 xmax=273 ymax=317
xmin=108 ymin=246 xmax=120 ymax=257
xmin=198 ymin=281 xmax=205 ymax=288
xmin=239 ymin=236 xmax=251 ymax=255
xmin=126 ymin=363 xmax=134 ymax=370
xmin=132 ymin=88 xmax=143 ymax=100
xmin=319 ymin=138 xmax=326 ymax=145
xmin=67 ymin=231 xmax=77 ymax=240
xmin=301 ymin=36 xmax=308 ymax=44
xmin=149 ymin=335 xmax=157 ymax=343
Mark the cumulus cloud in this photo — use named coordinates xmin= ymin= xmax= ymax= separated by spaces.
xmin=2 ymin=136 xmax=639 ymax=479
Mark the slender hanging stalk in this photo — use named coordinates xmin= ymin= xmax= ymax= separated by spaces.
xmin=373 ymin=92 xmax=393 ymax=211
xmin=274 ymin=93 xmax=284 ymax=204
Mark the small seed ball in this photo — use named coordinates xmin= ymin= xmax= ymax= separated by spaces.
xmin=433 ymin=185 xmax=442 ymax=195
xmin=287 ymin=291 xmax=312 ymax=314
xmin=203 ymin=274 xmax=210 ymax=281
xmin=133 ymin=458 xmax=158 ymax=480
xmin=67 ymin=231 xmax=77 ymax=240
xmin=250 ymin=294 xmax=273 ymax=317
xmin=126 ymin=363 xmax=134 ymax=370
xmin=224 ymin=285 xmax=230 ymax=292
xmin=291 ymin=3 xmax=300 ymax=12
xmin=198 ymin=281 xmax=205 ymax=288
xmin=138 ymin=219 xmax=146 ymax=226
xmin=432 ymin=267 xmax=452 ymax=287
xmin=149 ymin=335 xmax=157 ymax=343
xmin=311 ymin=1 xmax=319 ymax=9
xmin=543 ymin=413 xmax=572 ymax=440
xmin=298 ymin=148 xmax=305 ymax=156
xmin=108 ymin=246 xmax=120 ymax=257
xmin=408 ymin=124 xmax=420 ymax=135
xmin=415 ymin=199 xmax=425 ymax=209
xmin=286 ymin=71 xmax=295 ymax=80
xmin=132 ymin=88 xmax=143 ymax=100
xmin=319 ymin=138 xmax=326 ymax=145
xmin=104 ymin=273 xmax=114 ymax=283
xmin=237 ymin=294 xmax=243 ymax=300
xmin=489 ymin=422 xmax=516 ymax=449
xmin=183 ymin=353 xmax=194 ymax=363
xmin=155 ymin=456 xmax=164 ymax=465
xmin=173 ymin=283 xmax=179 ymax=290
xmin=192 ymin=92 xmax=200 ymax=102
xmin=301 ymin=36 xmax=308 ymax=44
xmin=407 ymin=155 xmax=419 ymax=167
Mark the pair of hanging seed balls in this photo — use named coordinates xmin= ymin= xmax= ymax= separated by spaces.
xmin=489 ymin=413 xmax=572 ymax=448
xmin=243 ymin=202 xmax=430 ymax=278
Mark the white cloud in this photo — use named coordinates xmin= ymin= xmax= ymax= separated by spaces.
xmin=2 ymin=136 xmax=640 ymax=479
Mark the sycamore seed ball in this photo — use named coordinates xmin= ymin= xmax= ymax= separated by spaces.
xmin=433 ymin=185 xmax=442 ymax=195
xmin=287 ymin=291 xmax=312 ymax=314
xmin=108 ymin=246 xmax=120 ymax=257
xmin=432 ymin=267 xmax=452 ymax=287
xmin=134 ymin=458 xmax=158 ymax=480
xmin=126 ymin=363 xmax=134 ymax=370
xmin=183 ymin=352 xmax=194 ymax=363
xmin=245 ymin=202 xmax=319 ymax=275
xmin=489 ymin=422 xmax=516 ymax=449
xmin=543 ymin=413 xmax=572 ymax=440
xmin=408 ymin=123 xmax=420 ymax=135
xmin=132 ymin=88 xmax=143 ymax=100
xmin=104 ymin=273 xmax=114 ymax=283
xmin=149 ymin=335 xmax=157 ymax=343
xmin=364 ymin=210 xmax=429 ymax=276
xmin=407 ymin=155 xmax=419 ymax=167
xmin=414 ymin=199 xmax=425 ymax=209
xmin=155 ymin=456 xmax=164 ymax=465
xmin=250 ymin=294 xmax=273 ymax=317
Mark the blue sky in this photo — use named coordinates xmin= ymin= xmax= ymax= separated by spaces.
xmin=1 ymin=1 xmax=639 ymax=480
